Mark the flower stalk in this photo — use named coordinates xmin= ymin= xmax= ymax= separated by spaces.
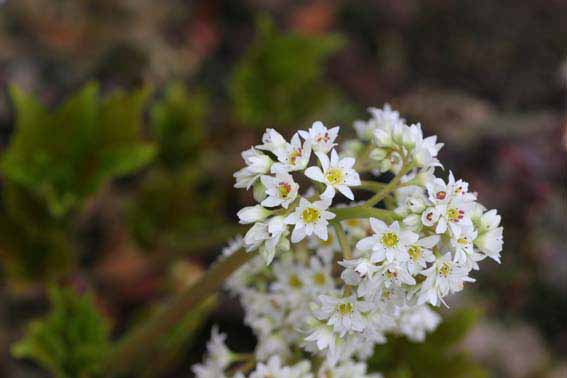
xmin=104 ymin=248 xmax=254 ymax=376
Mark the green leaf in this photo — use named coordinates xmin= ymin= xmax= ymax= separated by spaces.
xmin=11 ymin=287 xmax=111 ymax=378
xmin=229 ymin=15 xmax=345 ymax=128
xmin=150 ymin=82 xmax=209 ymax=169
xmin=127 ymin=167 xmax=226 ymax=251
xmin=0 ymin=185 xmax=74 ymax=282
xmin=1 ymin=83 xmax=156 ymax=218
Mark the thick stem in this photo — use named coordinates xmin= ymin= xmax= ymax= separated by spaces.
xmin=104 ymin=248 xmax=254 ymax=376
xmin=333 ymin=223 xmax=352 ymax=260
xmin=357 ymin=180 xmax=386 ymax=192
xmin=364 ymin=162 xmax=413 ymax=207
xmin=331 ymin=206 xmax=398 ymax=223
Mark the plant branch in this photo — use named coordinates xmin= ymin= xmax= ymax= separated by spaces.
xmin=331 ymin=206 xmax=398 ymax=223
xmin=364 ymin=162 xmax=413 ymax=207
xmin=357 ymin=180 xmax=386 ymax=192
xmin=333 ymin=223 xmax=352 ymax=260
xmin=104 ymin=248 xmax=254 ymax=376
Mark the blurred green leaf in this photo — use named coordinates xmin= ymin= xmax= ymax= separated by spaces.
xmin=150 ymin=82 xmax=209 ymax=169
xmin=0 ymin=213 xmax=74 ymax=282
xmin=12 ymin=287 xmax=111 ymax=378
xmin=229 ymin=16 xmax=345 ymax=128
xmin=127 ymin=166 xmax=226 ymax=251
xmin=1 ymin=83 xmax=156 ymax=218
xmin=369 ymin=308 xmax=488 ymax=378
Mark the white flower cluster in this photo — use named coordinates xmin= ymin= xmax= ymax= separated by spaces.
xmin=234 ymin=121 xmax=360 ymax=264
xmin=193 ymin=320 xmax=382 ymax=378
xmin=191 ymin=105 xmax=503 ymax=377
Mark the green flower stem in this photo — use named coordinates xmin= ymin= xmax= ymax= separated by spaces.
xmin=333 ymin=222 xmax=352 ymax=260
xmin=357 ymin=180 xmax=386 ymax=192
xmin=331 ymin=206 xmax=399 ymax=223
xmin=364 ymin=162 xmax=413 ymax=207
xmin=104 ymin=248 xmax=254 ymax=376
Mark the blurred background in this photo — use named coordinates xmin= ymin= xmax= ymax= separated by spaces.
xmin=0 ymin=1 xmax=565 ymax=377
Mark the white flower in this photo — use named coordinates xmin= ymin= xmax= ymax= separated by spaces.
xmin=356 ymin=219 xmax=419 ymax=263
xmin=221 ymin=235 xmax=244 ymax=257
xmin=249 ymin=356 xmax=287 ymax=378
xmin=319 ymin=360 xmax=382 ymax=378
xmin=299 ymin=121 xmax=340 ymax=153
xmin=418 ymin=253 xmax=475 ymax=307
xmin=257 ymin=128 xmax=289 ymax=155
xmin=305 ymin=149 xmax=361 ymax=200
xmin=307 ymin=227 xmax=341 ymax=263
xmin=234 ymin=147 xmax=273 ymax=189
xmin=435 ymin=201 xmax=474 ymax=235
xmin=272 ymin=133 xmax=312 ymax=172
xmin=249 ymin=357 xmax=312 ymax=378
xmin=304 ymin=321 xmax=337 ymax=354
xmin=473 ymin=209 xmax=503 ymax=263
xmin=305 ymin=257 xmax=335 ymax=292
xmin=355 ymin=104 xmax=402 ymax=142
xmin=315 ymin=294 xmax=368 ymax=336
xmin=285 ymin=198 xmax=336 ymax=243
xmin=244 ymin=222 xmax=269 ymax=252
xmin=271 ymin=257 xmax=307 ymax=296
xmin=255 ymin=334 xmax=290 ymax=362
xmin=477 ymin=208 xmax=501 ymax=232
xmin=242 ymin=217 xmax=288 ymax=265
xmin=262 ymin=216 xmax=290 ymax=264
xmin=406 ymin=235 xmax=439 ymax=274
xmin=339 ymin=258 xmax=379 ymax=279
xmin=423 ymin=175 xmax=476 ymax=234
xmin=261 ymin=171 xmax=299 ymax=208
xmin=450 ymin=227 xmax=479 ymax=267
xmin=191 ymin=362 xmax=226 ymax=378
xmin=379 ymin=261 xmax=416 ymax=287
xmin=475 ymin=227 xmax=503 ymax=263
xmin=206 ymin=326 xmax=232 ymax=368
xmin=402 ymin=124 xmax=444 ymax=168
xmin=237 ymin=205 xmax=272 ymax=224
xmin=396 ymin=305 xmax=441 ymax=342
xmin=191 ymin=326 xmax=232 ymax=378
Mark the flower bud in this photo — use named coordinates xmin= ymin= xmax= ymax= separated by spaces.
xmin=237 ymin=205 xmax=271 ymax=224
xmin=253 ymin=181 xmax=267 ymax=202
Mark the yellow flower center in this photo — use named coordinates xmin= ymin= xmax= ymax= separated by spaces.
xmin=447 ymin=208 xmax=463 ymax=222
xmin=289 ymin=149 xmax=302 ymax=165
xmin=381 ymin=232 xmax=399 ymax=248
xmin=385 ymin=269 xmax=398 ymax=280
xmin=439 ymin=262 xmax=452 ymax=278
xmin=301 ymin=207 xmax=320 ymax=223
xmin=288 ymin=274 xmax=303 ymax=288
xmin=337 ymin=302 xmax=353 ymax=315
xmin=325 ymin=168 xmax=344 ymax=185
xmin=457 ymin=237 xmax=468 ymax=245
xmin=277 ymin=182 xmax=292 ymax=198
xmin=313 ymin=272 xmax=326 ymax=286
xmin=408 ymin=245 xmax=421 ymax=261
